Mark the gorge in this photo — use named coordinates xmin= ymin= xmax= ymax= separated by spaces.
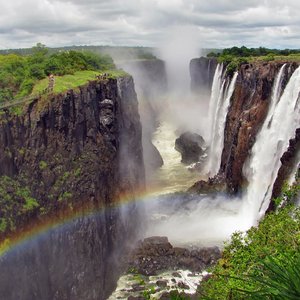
xmin=0 ymin=52 xmax=299 ymax=300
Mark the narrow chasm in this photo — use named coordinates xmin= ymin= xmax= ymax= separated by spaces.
xmin=110 ymin=57 xmax=300 ymax=299
xmin=0 ymin=54 xmax=299 ymax=300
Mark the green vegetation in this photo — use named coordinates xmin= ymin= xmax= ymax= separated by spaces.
xmin=0 ymin=43 xmax=116 ymax=102
xmin=207 ymin=46 xmax=300 ymax=58
xmin=39 ymin=160 xmax=48 ymax=170
xmin=142 ymin=286 xmax=156 ymax=299
xmin=199 ymin=181 xmax=300 ymax=299
xmin=207 ymin=46 xmax=300 ymax=76
xmin=0 ymin=176 xmax=39 ymax=234
xmin=0 ymin=45 xmax=157 ymax=61
xmin=32 ymin=69 xmax=127 ymax=95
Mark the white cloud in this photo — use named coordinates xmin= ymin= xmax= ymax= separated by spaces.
xmin=0 ymin=0 xmax=299 ymax=49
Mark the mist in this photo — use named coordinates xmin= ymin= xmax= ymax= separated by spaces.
xmin=140 ymin=192 xmax=250 ymax=247
xmin=157 ymin=26 xmax=201 ymax=97
xmin=117 ymin=27 xmax=246 ymax=249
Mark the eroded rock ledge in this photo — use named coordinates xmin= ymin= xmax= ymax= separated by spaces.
xmin=127 ymin=236 xmax=221 ymax=276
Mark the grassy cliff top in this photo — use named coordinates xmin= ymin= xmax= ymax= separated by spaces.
xmin=32 ymin=69 xmax=128 ymax=95
xmin=0 ymin=44 xmax=118 ymax=103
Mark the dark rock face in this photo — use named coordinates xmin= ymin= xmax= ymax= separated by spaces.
xmin=220 ymin=62 xmax=299 ymax=193
xmin=0 ymin=77 xmax=145 ymax=300
xmin=128 ymin=236 xmax=221 ymax=276
xmin=120 ymin=59 xmax=168 ymax=176
xmin=190 ymin=57 xmax=217 ymax=95
xmin=143 ymin=137 xmax=164 ymax=171
xmin=189 ymin=60 xmax=299 ymax=196
xmin=175 ymin=132 xmax=206 ymax=164
xmin=268 ymin=128 xmax=300 ymax=211
xmin=120 ymin=59 xmax=168 ymax=101
xmin=188 ymin=174 xmax=226 ymax=194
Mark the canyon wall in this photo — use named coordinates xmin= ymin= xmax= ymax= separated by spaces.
xmin=220 ymin=61 xmax=298 ymax=193
xmin=190 ymin=58 xmax=299 ymax=196
xmin=190 ymin=57 xmax=217 ymax=96
xmin=0 ymin=76 xmax=144 ymax=300
xmin=120 ymin=59 xmax=168 ymax=175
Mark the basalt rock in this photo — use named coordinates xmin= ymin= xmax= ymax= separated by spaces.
xmin=127 ymin=236 xmax=221 ymax=276
xmin=268 ymin=128 xmax=300 ymax=211
xmin=0 ymin=76 xmax=145 ymax=300
xmin=219 ymin=61 xmax=299 ymax=193
xmin=142 ymin=135 xmax=164 ymax=171
xmin=120 ymin=59 xmax=167 ymax=177
xmin=188 ymin=174 xmax=226 ymax=194
xmin=175 ymin=132 xmax=206 ymax=164
xmin=190 ymin=57 xmax=218 ymax=96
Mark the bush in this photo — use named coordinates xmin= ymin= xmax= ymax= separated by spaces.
xmin=235 ymin=254 xmax=300 ymax=299
xmin=0 ymin=44 xmax=116 ymax=100
xmin=200 ymin=202 xmax=300 ymax=299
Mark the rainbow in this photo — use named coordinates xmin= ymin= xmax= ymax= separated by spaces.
xmin=0 ymin=187 xmax=161 ymax=258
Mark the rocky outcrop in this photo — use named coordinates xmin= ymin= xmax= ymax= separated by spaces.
xmin=128 ymin=236 xmax=221 ymax=276
xmin=220 ymin=61 xmax=298 ymax=193
xmin=120 ymin=59 xmax=168 ymax=177
xmin=143 ymin=138 xmax=164 ymax=171
xmin=268 ymin=128 xmax=300 ymax=211
xmin=188 ymin=174 xmax=226 ymax=194
xmin=175 ymin=132 xmax=206 ymax=164
xmin=0 ymin=76 xmax=145 ymax=300
xmin=190 ymin=57 xmax=217 ymax=95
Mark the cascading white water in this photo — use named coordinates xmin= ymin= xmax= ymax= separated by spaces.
xmin=206 ymin=64 xmax=238 ymax=176
xmin=242 ymin=64 xmax=300 ymax=226
xmin=144 ymin=63 xmax=300 ymax=246
xmin=207 ymin=63 xmax=224 ymax=143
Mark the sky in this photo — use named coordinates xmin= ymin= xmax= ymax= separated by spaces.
xmin=0 ymin=0 xmax=300 ymax=50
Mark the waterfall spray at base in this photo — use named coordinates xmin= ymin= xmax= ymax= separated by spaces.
xmin=241 ymin=65 xmax=300 ymax=225
xmin=143 ymin=64 xmax=300 ymax=247
xmin=205 ymin=65 xmax=238 ymax=177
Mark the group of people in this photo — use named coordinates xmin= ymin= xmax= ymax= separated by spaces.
xmin=95 ymin=73 xmax=109 ymax=80
xmin=48 ymin=74 xmax=55 ymax=92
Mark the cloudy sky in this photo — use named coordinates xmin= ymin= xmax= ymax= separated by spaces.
xmin=0 ymin=0 xmax=299 ymax=49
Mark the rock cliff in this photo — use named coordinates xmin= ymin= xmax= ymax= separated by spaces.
xmin=120 ymin=59 xmax=168 ymax=177
xmin=0 ymin=76 xmax=145 ymax=300
xmin=190 ymin=58 xmax=299 ymax=196
xmin=220 ymin=61 xmax=298 ymax=192
xmin=190 ymin=57 xmax=217 ymax=96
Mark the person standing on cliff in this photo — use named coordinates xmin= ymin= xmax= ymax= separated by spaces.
xmin=48 ymin=74 xmax=55 ymax=92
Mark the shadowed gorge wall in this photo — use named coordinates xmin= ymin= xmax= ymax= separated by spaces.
xmin=190 ymin=57 xmax=217 ymax=96
xmin=0 ymin=76 xmax=145 ymax=300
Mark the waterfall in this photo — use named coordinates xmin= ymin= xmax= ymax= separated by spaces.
xmin=242 ymin=64 xmax=300 ymax=225
xmin=206 ymin=65 xmax=238 ymax=176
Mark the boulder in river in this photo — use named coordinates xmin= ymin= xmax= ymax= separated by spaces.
xmin=175 ymin=132 xmax=206 ymax=164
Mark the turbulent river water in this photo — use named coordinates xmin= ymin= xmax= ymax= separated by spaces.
xmin=148 ymin=120 xmax=206 ymax=195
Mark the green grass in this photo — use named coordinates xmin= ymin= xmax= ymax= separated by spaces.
xmin=32 ymin=69 xmax=128 ymax=95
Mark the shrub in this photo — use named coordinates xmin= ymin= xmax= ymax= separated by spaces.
xmin=199 ymin=203 xmax=300 ymax=299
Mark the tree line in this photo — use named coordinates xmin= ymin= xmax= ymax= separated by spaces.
xmin=0 ymin=43 xmax=115 ymax=102
xmin=207 ymin=45 xmax=300 ymax=58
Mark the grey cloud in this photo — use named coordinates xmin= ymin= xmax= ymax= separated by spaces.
xmin=0 ymin=0 xmax=299 ymax=49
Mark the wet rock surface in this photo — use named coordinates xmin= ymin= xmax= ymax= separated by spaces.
xmin=190 ymin=57 xmax=218 ymax=96
xmin=142 ymin=136 xmax=164 ymax=171
xmin=219 ymin=61 xmax=299 ymax=193
xmin=268 ymin=127 xmax=300 ymax=211
xmin=188 ymin=174 xmax=227 ymax=194
xmin=0 ymin=77 xmax=145 ymax=300
xmin=127 ymin=236 xmax=221 ymax=276
xmin=109 ymin=236 xmax=219 ymax=299
xmin=175 ymin=132 xmax=206 ymax=164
